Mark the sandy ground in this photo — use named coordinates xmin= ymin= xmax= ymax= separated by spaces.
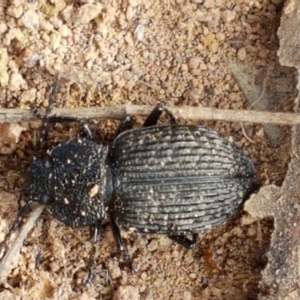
xmin=0 ymin=0 xmax=297 ymax=299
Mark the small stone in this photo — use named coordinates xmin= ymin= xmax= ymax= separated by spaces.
xmin=71 ymin=4 xmax=102 ymax=24
xmin=0 ymin=23 xmax=8 ymax=34
xmin=110 ymin=265 xmax=122 ymax=279
xmin=19 ymin=88 xmax=37 ymax=103
xmin=147 ymin=239 xmax=158 ymax=251
xmin=51 ymin=31 xmax=61 ymax=50
xmin=187 ymin=57 xmax=202 ymax=69
xmin=222 ymin=10 xmax=236 ymax=23
xmin=182 ymin=291 xmax=192 ymax=300
xmin=40 ymin=17 xmax=54 ymax=32
xmin=203 ymin=0 xmax=215 ymax=8
xmin=134 ymin=24 xmax=145 ymax=42
xmin=49 ymin=261 xmax=60 ymax=273
xmin=209 ymin=41 xmax=219 ymax=53
xmin=9 ymin=73 xmax=27 ymax=91
xmin=190 ymin=69 xmax=201 ymax=75
xmin=0 ymin=48 xmax=9 ymax=87
xmin=244 ymin=185 xmax=279 ymax=219
xmin=181 ymin=64 xmax=188 ymax=71
xmin=172 ymin=250 xmax=179 ymax=258
xmin=210 ymin=55 xmax=218 ymax=64
xmin=128 ymin=0 xmax=139 ymax=6
xmin=59 ymin=24 xmax=70 ymax=37
xmin=199 ymin=63 xmax=207 ymax=70
xmin=113 ymin=286 xmax=140 ymax=300
xmin=215 ymin=32 xmax=225 ymax=41
xmin=61 ymin=5 xmax=73 ymax=23
xmin=126 ymin=5 xmax=134 ymax=21
xmin=123 ymin=70 xmax=133 ymax=80
xmin=237 ymin=47 xmax=247 ymax=61
xmin=0 ymin=67 xmax=9 ymax=87
xmin=0 ymin=123 xmax=27 ymax=143
xmin=203 ymin=32 xmax=215 ymax=46
xmin=19 ymin=9 xmax=39 ymax=31
xmin=185 ymin=255 xmax=195 ymax=264
xmin=189 ymin=88 xmax=203 ymax=101
xmin=141 ymin=272 xmax=147 ymax=280
xmin=7 ymin=5 xmax=23 ymax=19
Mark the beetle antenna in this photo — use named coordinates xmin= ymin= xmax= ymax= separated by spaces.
xmin=36 ymin=72 xmax=61 ymax=149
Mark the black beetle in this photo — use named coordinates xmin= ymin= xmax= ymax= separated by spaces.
xmin=0 ymin=79 xmax=256 ymax=281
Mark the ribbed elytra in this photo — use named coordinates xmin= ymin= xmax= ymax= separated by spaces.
xmin=110 ymin=125 xmax=256 ymax=235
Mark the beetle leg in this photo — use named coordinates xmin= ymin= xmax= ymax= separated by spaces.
xmin=168 ymin=233 xmax=198 ymax=249
xmin=143 ymin=104 xmax=177 ymax=127
xmin=38 ymin=73 xmax=61 ymax=148
xmin=78 ymin=122 xmax=93 ymax=139
xmin=116 ymin=116 xmax=135 ymax=136
xmin=30 ymin=73 xmax=61 ymax=150
xmin=110 ymin=217 xmax=136 ymax=273
xmin=83 ymin=220 xmax=102 ymax=285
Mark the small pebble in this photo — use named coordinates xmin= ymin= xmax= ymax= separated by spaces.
xmin=19 ymin=9 xmax=40 ymax=31
xmin=73 ymin=4 xmax=102 ymax=24
xmin=187 ymin=57 xmax=202 ymax=69
xmin=9 ymin=73 xmax=27 ymax=91
xmin=147 ymin=239 xmax=158 ymax=252
xmin=7 ymin=5 xmax=23 ymax=19
xmin=113 ymin=286 xmax=140 ymax=300
xmin=182 ymin=291 xmax=192 ymax=300
xmin=123 ymin=70 xmax=133 ymax=80
xmin=237 ymin=47 xmax=247 ymax=61
xmin=19 ymin=88 xmax=37 ymax=104
xmin=223 ymin=10 xmax=236 ymax=22
xmin=110 ymin=265 xmax=122 ymax=279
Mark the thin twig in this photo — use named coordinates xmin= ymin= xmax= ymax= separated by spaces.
xmin=240 ymin=122 xmax=255 ymax=144
xmin=249 ymin=67 xmax=270 ymax=109
xmin=0 ymin=105 xmax=300 ymax=125
xmin=0 ymin=205 xmax=45 ymax=280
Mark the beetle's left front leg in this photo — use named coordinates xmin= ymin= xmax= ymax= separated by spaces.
xmin=75 ymin=220 xmax=102 ymax=289
xmin=110 ymin=216 xmax=136 ymax=273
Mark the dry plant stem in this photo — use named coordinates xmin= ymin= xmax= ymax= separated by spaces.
xmin=0 ymin=205 xmax=45 ymax=280
xmin=240 ymin=122 xmax=255 ymax=144
xmin=0 ymin=106 xmax=299 ymax=125
xmin=249 ymin=67 xmax=270 ymax=110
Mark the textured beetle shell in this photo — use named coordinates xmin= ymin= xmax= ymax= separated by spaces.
xmin=29 ymin=137 xmax=111 ymax=227
xmin=111 ymin=125 xmax=256 ymax=235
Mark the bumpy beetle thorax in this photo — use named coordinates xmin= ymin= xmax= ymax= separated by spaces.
xmin=29 ymin=136 xmax=113 ymax=227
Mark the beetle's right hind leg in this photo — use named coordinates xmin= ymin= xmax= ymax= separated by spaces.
xmin=143 ymin=104 xmax=177 ymax=127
